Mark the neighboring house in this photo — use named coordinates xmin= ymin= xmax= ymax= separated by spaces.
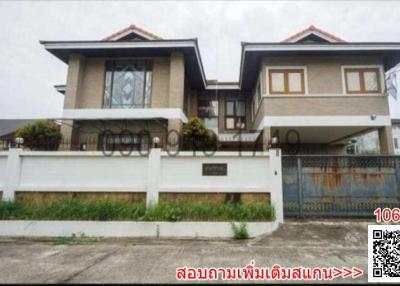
xmin=347 ymin=130 xmax=380 ymax=155
xmin=42 ymin=24 xmax=400 ymax=154
xmin=392 ymin=119 xmax=400 ymax=155
xmin=0 ymin=119 xmax=34 ymax=150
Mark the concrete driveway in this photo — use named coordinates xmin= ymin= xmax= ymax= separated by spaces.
xmin=0 ymin=220 xmax=371 ymax=284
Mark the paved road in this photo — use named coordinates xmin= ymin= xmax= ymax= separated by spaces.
xmin=0 ymin=220 xmax=371 ymax=283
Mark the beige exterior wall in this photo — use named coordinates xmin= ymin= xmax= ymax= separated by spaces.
xmin=263 ymin=96 xmax=389 ymax=116
xmin=64 ymin=54 xmax=85 ymax=109
xmin=185 ymin=87 xmax=198 ymax=117
xmin=78 ymin=58 xmax=105 ymax=108
xmin=169 ymin=52 xmax=185 ymax=109
xmin=63 ymin=55 xmax=182 ymax=110
xmin=251 ymin=96 xmax=391 ymax=150
xmin=250 ymin=54 xmax=390 ymax=126
xmin=248 ymin=54 xmax=393 ymax=154
xmin=259 ymin=55 xmax=384 ymax=95
xmin=379 ymin=126 xmax=395 ymax=155
xmin=59 ymin=51 xmax=190 ymax=151
xmin=152 ymin=58 xmax=170 ymax=108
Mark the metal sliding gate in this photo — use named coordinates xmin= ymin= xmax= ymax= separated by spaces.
xmin=282 ymin=155 xmax=400 ymax=218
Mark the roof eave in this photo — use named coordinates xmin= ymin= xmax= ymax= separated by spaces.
xmin=40 ymin=39 xmax=208 ymax=90
xmin=242 ymin=43 xmax=400 ymax=50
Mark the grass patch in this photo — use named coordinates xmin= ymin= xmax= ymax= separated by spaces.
xmin=0 ymin=200 xmax=274 ymax=222
xmin=231 ymin=222 xmax=250 ymax=239
xmin=54 ymin=234 xmax=98 ymax=245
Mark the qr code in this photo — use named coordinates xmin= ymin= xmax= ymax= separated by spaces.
xmin=368 ymin=225 xmax=400 ymax=283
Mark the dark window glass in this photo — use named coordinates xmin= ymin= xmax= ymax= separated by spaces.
xmin=225 ymin=100 xmax=246 ymax=130
xmin=198 ymin=99 xmax=218 ymax=117
xmin=198 ymin=96 xmax=219 ymax=134
xmin=226 ymin=101 xmax=235 ymax=116
xmin=103 ymin=60 xmax=152 ymax=109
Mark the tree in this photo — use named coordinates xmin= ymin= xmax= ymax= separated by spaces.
xmin=15 ymin=120 xmax=62 ymax=150
xmin=182 ymin=117 xmax=218 ymax=151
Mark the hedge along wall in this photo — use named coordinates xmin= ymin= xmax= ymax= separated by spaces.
xmin=15 ymin=192 xmax=146 ymax=206
xmin=159 ymin=192 xmax=270 ymax=205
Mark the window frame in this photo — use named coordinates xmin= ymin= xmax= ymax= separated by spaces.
xmin=224 ymin=100 xmax=246 ymax=130
xmin=103 ymin=59 xmax=153 ymax=109
xmin=197 ymin=96 xmax=219 ymax=134
xmin=266 ymin=67 xmax=307 ymax=95
xmin=342 ymin=66 xmax=382 ymax=94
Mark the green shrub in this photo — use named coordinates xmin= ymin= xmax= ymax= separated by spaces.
xmin=0 ymin=200 xmax=274 ymax=222
xmin=15 ymin=120 xmax=62 ymax=150
xmin=182 ymin=117 xmax=218 ymax=151
xmin=231 ymin=222 xmax=249 ymax=239
xmin=0 ymin=201 xmax=27 ymax=220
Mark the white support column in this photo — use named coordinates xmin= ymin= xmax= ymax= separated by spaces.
xmin=269 ymin=148 xmax=284 ymax=223
xmin=3 ymin=148 xmax=23 ymax=201
xmin=146 ymin=148 xmax=161 ymax=207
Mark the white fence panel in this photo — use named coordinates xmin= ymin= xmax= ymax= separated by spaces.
xmin=160 ymin=153 xmax=269 ymax=191
xmin=18 ymin=152 xmax=148 ymax=191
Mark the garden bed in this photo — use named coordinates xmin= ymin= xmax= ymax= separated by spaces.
xmin=0 ymin=200 xmax=278 ymax=238
xmin=0 ymin=200 xmax=274 ymax=221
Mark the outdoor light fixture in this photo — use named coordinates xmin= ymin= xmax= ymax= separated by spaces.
xmin=271 ymin=137 xmax=279 ymax=145
xmin=15 ymin=137 xmax=24 ymax=148
xmin=371 ymin=114 xmax=377 ymax=120
xmin=153 ymin=136 xmax=160 ymax=148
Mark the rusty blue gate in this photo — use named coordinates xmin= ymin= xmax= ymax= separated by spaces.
xmin=282 ymin=155 xmax=400 ymax=218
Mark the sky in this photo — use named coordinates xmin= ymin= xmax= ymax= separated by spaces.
xmin=0 ymin=0 xmax=400 ymax=118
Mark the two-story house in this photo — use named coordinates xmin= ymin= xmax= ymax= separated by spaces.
xmin=42 ymin=24 xmax=400 ymax=154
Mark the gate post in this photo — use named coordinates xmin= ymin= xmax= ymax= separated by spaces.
xmin=3 ymin=148 xmax=23 ymax=201
xmin=395 ymin=157 xmax=400 ymax=195
xmin=270 ymin=148 xmax=284 ymax=223
xmin=297 ymin=157 xmax=304 ymax=218
xmin=147 ymin=148 xmax=161 ymax=207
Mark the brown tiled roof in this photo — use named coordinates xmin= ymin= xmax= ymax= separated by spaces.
xmin=282 ymin=25 xmax=346 ymax=43
xmin=102 ymin=24 xmax=162 ymax=41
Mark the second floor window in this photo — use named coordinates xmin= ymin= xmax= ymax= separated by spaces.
xmin=103 ymin=60 xmax=153 ymax=109
xmin=268 ymin=69 xmax=305 ymax=94
xmin=225 ymin=100 xmax=245 ymax=130
xmin=344 ymin=68 xmax=381 ymax=94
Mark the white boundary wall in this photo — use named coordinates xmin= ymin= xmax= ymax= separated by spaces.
xmin=0 ymin=220 xmax=279 ymax=238
xmin=0 ymin=148 xmax=283 ymax=223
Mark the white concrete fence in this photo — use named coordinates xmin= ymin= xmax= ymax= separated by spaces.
xmin=0 ymin=148 xmax=283 ymax=222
